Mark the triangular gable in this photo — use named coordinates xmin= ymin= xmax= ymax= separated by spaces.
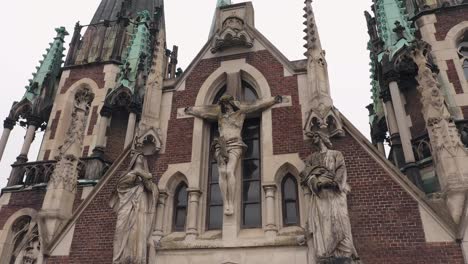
xmin=172 ymin=25 xmax=304 ymax=91
xmin=340 ymin=113 xmax=457 ymax=237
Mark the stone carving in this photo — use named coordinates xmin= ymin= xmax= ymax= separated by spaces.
xmin=300 ymin=131 xmax=359 ymax=264
xmin=185 ymin=94 xmax=282 ymax=215
xmin=10 ymin=217 xmax=41 ymax=264
xmin=110 ymin=152 xmax=159 ymax=264
xmin=211 ymin=17 xmax=254 ymax=53
xmin=49 ymin=87 xmax=94 ymax=191
xmin=411 ymin=41 xmax=468 ymax=223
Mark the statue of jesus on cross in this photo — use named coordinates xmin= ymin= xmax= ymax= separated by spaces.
xmin=185 ymin=94 xmax=282 ymax=215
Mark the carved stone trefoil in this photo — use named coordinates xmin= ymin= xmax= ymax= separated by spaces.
xmin=211 ymin=17 xmax=254 ymax=53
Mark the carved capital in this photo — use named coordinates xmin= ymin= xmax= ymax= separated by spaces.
xmin=380 ymin=88 xmax=392 ymax=103
xmin=3 ymin=117 xmax=16 ymax=130
xmin=100 ymin=105 xmax=113 ymax=118
xmin=26 ymin=115 xmax=43 ymax=128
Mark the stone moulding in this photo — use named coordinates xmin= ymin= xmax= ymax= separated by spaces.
xmin=211 ymin=17 xmax=254 ymax=53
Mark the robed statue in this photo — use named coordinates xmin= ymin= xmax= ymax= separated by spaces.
xmin=185 ymin=94 xmax=282 ymax=215
xmin=110 ymin=152 xmax=159 ymax=264
xmin=300 ymin=131 xmax=359 ymax=264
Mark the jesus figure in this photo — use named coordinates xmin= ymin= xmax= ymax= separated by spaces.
xmin=185 ymin=94 xmax=282 ymax=215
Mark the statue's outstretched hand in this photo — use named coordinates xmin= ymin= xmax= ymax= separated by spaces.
xmin=184 ymin=107 xmax=193 ymax=114
xmin=274 ymin=95 xmax=283 ymax=104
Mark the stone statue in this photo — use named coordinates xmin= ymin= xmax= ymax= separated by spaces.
xmin=185 ymin=94 xmax=282 ymax=215
xmin=300 ymin=131 xmax=359 ymax=264
xmin=110 ymin=152 xmax=159 ymax=264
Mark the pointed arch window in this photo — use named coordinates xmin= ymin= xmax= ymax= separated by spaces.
xmin=173 ymin=182 xmax=188 ymax=232
xmin=206 ymin=80 xmax=262 ymax=229
xmin=458 ymin=31 xmax=468 ymax=80
xmin=281 ymin=174 xmax=300 ymax=226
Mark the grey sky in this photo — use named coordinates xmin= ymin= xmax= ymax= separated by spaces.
xmin=0 ymin=0 xmax=373 ymax=187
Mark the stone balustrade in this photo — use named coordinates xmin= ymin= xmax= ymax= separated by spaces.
xmin=5 ymin=157 xmax=111 ymax=188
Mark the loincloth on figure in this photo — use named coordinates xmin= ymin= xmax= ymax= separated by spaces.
xmin=211 ymin=136 xmax=247 ymax=164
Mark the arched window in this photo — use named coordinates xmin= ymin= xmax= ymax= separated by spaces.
xmin=8 ymin=216 xmax=40 ymax=264
xmin=206 ymin=81 xmax=262 ymax=229
xmin=173 ymin=182 xmax=188 ymax=232
xmin=282 ymin=174 xmax=300 ymax=226
xmin=458 ymin=31 xmax=468 ymax=80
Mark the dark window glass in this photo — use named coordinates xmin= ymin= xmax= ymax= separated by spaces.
xmin=464 ymin=60 xmax=468 ymax=80
xmin=282 ymin=175 xmax=300 ymax=226
xmin=214 ymin=85 xmax=227 ymax=103
xmin=173 ymin=183 xmax=188 ymax=231
xmin=207 ymin=124 xmax=223 ymax=230
xmin=242 ymin=118 xmax=262 ymax=228
xmin=207 ymin=83 xmax=261 ymax=229
xmin=243 ymin=82 xmax=258 ymax=103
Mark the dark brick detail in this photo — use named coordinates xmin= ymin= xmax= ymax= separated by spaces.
xmin=447 ymin=60 xmax=464 ymax=94
xmin=87 ymin=106 xmax=99 ymax=136
xmin=49 ymin=111 xmax=62 ymax=140
xmin=434 ymin=6 xmax=468 ymax=41
xmin=61 ymin=64 xmax=106 ymax=94
xmin=44 ymin=150 xmax=52 ymax=161
xmin=104 ymin=111 xmax=128 ymax=162
xmin=462 ymin=106 xmax=468 ymax=119
xmin=82 ymin=146 xmax=90 ymax=157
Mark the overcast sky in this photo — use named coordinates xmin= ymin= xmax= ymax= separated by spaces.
xmin=0 ymin=0 xmax=373 ymax=187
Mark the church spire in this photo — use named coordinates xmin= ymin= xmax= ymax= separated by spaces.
xmin=303 ymin=0 xmax=343 ymax=137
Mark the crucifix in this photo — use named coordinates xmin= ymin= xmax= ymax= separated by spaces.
xmin=185 ymin=72 xmax=282 ymax=216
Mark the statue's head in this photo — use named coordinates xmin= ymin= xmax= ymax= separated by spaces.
xmin=129 ymin=151 xmax=148 ymax=171
xmin=218 ymin=94 xmax=240 ymax=113
xmin=306 ymin=131 xmax=332 ymax=148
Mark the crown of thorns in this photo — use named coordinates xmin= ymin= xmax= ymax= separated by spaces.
xmin=218 ymin=94 xmax=235 ymax=104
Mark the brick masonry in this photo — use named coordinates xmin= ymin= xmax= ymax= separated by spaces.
xmin=447 ymin=60 xmax=464 ymax=95
xmin=434 ymin=6 xmax=468 ymax=41
xmin=61 ymin=64 xmax=106 ymax=94
xmin=49 ymin=110 xmax=62 ymax=140
xmin=87 ymin=106 xmax=99 ymax=136
xmin=1 ymin=49 xmax=464 ymax=263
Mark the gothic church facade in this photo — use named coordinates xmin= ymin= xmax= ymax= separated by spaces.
xmin=0 ymin=0 xmax=466 ymax=263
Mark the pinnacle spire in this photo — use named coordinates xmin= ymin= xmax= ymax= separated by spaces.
xmin=24 ymin=27 xmax=68 ymax=102
xmin=303 ymin=0 xmax=323 ymax=57
xmin=302 ymin=0 xmax=343 ymax=137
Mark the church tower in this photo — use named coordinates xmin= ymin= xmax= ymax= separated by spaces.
xmin=0 ymin=0 xmax=467 ymax=263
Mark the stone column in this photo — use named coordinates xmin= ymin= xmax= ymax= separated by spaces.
xmin=382 ymin=94 xmax=405 ymax=168
xmin=92 ymin=107 xmax=112 ymax=157
xmin=0 ymin=118 xmax=15 ymax=161
xmin=302 ymin=185 xmax=311 ymax=226
xmin=389 ymin=82 xmax=423 ymax=188
xmin=186 ymin=189 xmax=201 ymax=241
xmin=263 ymin=185 xmax=278 ymax=238
xmin=124 ymin=112 xmax=137 ymax=149
xmin=19 ymin=118 xmax=41 ymax=161
xmin=153 ymin=192 xmax=168 ymax=240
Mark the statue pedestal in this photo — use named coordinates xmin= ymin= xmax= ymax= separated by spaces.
xmin=222 ymin=214 xmax=239 ymax=242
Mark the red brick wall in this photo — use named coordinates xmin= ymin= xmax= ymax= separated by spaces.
xmin=87 ymin=106 xmax=99 ymax=136
xmin=447 ymin=60 xmax=464 ymax=95
xmin=434 ymin=6 xmax=468 ymax=41
xmin=49 ymin=110 xmax=62 ymax=140
xmin=45 ymin=157 xmax=131 ymax=264
xmin=104 ymin=110 xmax=128 ymax=162
xmin=61 ymin=64 xmax=106 ymax=94
xmin=333 ymin=134 xmax=464 ymax=263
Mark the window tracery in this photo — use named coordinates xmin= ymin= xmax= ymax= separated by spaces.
xmin=458 ymin=31 xmax=468 ymax=80
xmin=173 ymin=182 xmax=188 ymax=232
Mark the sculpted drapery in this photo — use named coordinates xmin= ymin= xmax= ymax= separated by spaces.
xmin=185 ymin=94 xmax=282 ymax=216
xmin=301 ymin=132 xmax=359 ymax=263
xmin=110 ymin=153 xmax=159 ymax=264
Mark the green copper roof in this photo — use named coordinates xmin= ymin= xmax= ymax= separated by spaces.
xmin=24 ymin=27 xmax=68 ymax=102
xmin=375 ymin=0 xmax=416 ymax=61
xmin=217 ymin=0 xmax=232 ymax=7
xmin=116 ymin=10 xmax=152 ymax=93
